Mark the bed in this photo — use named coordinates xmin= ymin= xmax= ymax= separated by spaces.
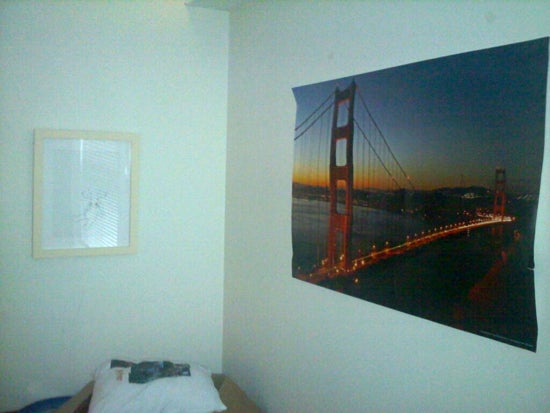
xmin=54 ymin=361 xmax=263 ymax=413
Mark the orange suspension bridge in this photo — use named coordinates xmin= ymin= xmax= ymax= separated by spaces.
xmin=292 ymin=81 xmax=513 ymax=283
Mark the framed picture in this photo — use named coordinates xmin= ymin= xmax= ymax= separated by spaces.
xmin=33 ymin=129 xmax=139 ymax=258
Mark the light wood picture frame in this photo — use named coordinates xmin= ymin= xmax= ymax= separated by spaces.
xmin=33 ymin=129 xmax=139 ymax=258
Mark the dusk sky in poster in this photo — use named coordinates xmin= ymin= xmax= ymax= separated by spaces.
xmin=293 ymin=38 xmax=548 ymax=193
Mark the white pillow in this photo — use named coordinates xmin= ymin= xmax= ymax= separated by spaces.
xmin=89 ymin=360 xmax=227 ymax=413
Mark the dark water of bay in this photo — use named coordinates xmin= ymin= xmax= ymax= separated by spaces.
xmin=292 ymin=197 xmax=538 ymax=351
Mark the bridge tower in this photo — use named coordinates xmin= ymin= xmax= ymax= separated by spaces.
xmin=327 ymin=81 xmax=356 ymax=270
xmin=493 ymin=167 xmax=506 ymax=219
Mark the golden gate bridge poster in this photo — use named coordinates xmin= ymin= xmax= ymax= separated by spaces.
xmin=291 ymin=37 xmax=548 ymax=351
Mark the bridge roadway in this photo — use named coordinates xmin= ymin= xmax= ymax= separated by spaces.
xmin=296 ymin=215 xmax=514 ymax=284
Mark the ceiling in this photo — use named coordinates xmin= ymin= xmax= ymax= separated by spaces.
xmin=185 ymin=0 xmax=254 ymax=11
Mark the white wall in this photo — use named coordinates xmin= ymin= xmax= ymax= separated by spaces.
xmin=0 ymin=1 xmax=228 ymax=410
xmin=223 ymin=2 xmax=550 ymax=412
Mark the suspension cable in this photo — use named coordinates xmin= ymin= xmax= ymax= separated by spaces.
xmin=357 ymin=89 xmax=415 ymax=190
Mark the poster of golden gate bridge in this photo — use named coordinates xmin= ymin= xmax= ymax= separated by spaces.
xmin=291 ymin=37 xmax=548 ymax=351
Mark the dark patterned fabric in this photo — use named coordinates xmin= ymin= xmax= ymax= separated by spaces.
xmin=110 ymin=360 xmax=191 ymax=384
